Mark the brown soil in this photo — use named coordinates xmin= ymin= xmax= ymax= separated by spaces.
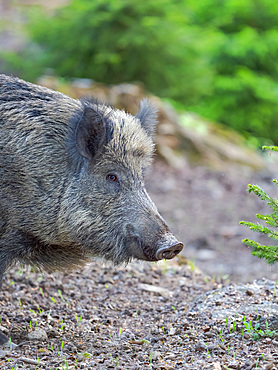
xmin=148 ymin=160 xmax=278 ymax=284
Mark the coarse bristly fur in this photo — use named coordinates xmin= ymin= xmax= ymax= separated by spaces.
xmin=0 ymin=74 xmax=182 ymax=282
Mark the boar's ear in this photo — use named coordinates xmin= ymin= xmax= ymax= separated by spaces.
xmin=75 ymin=105 xmax=109 ymax=160
xmin=135 ymin=99 xmax=158 ymax=138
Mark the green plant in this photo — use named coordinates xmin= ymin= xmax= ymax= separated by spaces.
xmin=39 ymin=287 xmax=45 ymax=297
xmin=75 ymin=314 xmax=83 ymax=324
xmin=240 ymin=146 xmax=278 ymax=264
xmin=60 ymin=340 xmax=64 ymax=354
xmin=149 ymin=351 xmax=153 ymax=365
xmin=1 ymin=0 xmax=211 ymax=106
xmin=242 ymin=315 xmax=277 ymax=340
xmin=186 ymin=0 xmax=278 ymax=145
xmin=51 ymin=297 xmax=57 ymax=304
xmin=80 ymin=352 xmax=93 ymax=359
xmin=58 ymin=289 xmax=64 ymax=301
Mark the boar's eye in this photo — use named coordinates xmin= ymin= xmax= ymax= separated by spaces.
xmin=106 ymin=174 xmax=119 ymax=183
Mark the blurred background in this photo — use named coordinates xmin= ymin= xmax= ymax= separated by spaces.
xmin=1 ymin=0 xmax=278 ymax=282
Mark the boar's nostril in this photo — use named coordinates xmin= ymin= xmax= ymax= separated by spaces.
xmin=156 ymin=242 xmax=183 ymax=260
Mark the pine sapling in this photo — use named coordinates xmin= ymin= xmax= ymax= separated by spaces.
xmin=240 ymin=146 xmax=278 ymax=264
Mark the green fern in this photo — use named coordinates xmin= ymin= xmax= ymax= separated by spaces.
xmin=240 ymin=146 xmax=278 ymax=264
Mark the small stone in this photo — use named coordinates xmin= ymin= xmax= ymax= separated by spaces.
xmin=164 ymin=353 xmax=176 ymax=360
xmin=47 ymin=329 xmax=59 ymax=338
xmin=2 ymin=340 xmax=17 ymax=350
xmin=265 ymin=362 xmax=274 ymax=370
xmin=27 ymin=329 xmax=48 ymax=342
xmin=151 ymin=351 xmax=161 ymax=361
xmin=218 ymin=343 xmax=226 ymax=350
xmin=195 ymin=340 xmax=207 ymax=351
xmin=138 ymin=283 xmax=172 ymax=297
xmin=169 ymin=327 xmax=176 ymax=335
xmin=0 ymin=349 xmax=7 ymax=358
xmin=204 ymin=331 xmax=214 ymax=338
xmin=213 ymin=362 xmax=221 ymax=370
xmin=227 ymin=362 xmax=240 ymax=369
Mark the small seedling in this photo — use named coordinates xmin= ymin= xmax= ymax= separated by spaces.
xmin=80 ymin=352 xmax=93 ymax=358
xmin=242 ymin=315 xmax=277 ymax=340
xmin=37 ymin=307 xmax=44 ymax=315
xmin=58 ymin=289 xmax=64 ymax=301
xmin=206 ymin=347 xmax=210 ymax=358
xmin=62 ymin=360 xmax=72 ymax=370
xmin=219 ymin=329 xmax=224 ymax=343
xmin=75 ymin=314 xmax=82 ymax=324
xmin=39 ymin=287 xmax=45 ymax=297
xmin=188 ymin=260 xmax=195 ymax=271
xmin=150 ymin=351 xmax=153 ymax=365
xmin=60 ymin=340 xmax=64 ymax=354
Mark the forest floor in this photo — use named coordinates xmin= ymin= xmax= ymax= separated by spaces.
xmin=0 ymin=161 xmax=278 ymax=369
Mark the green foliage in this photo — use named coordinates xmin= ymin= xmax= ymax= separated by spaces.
xmin=2 ymin=0 xmax=211 ymax=105
xmin=242 ymin=315 xmax=277 ymax=341
xmin=2 ymin=0 xmax=278 ymax=143
xmin=186 ymin=0 xmax=278 ymax=143
xmin=240 ymin=146 xmax=278 ymax=264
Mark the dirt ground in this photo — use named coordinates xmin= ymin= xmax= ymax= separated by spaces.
xmin=147 ymin=160 xmax=278 ymax=283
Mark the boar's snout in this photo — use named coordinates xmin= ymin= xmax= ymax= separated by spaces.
xmin=125 ymin=221 xmax=183 ymax=261
xmin=156 ymin=242 xmax=183 ymax=261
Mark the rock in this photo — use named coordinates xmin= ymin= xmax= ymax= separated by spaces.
xmin=195 ymin=340 xmax=207 ymax=351
xmin=27 ymin=329 xmax=48 ymax=342
xmin=178 ymin=113 xmax=265 ymax=171
xmin=2 ymin=340 xmax=17 ymax=350
xmin=151 ymin=350 xmax=161 ymax=361
xmin=138 ymin=283 xmax=172 ymax=297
